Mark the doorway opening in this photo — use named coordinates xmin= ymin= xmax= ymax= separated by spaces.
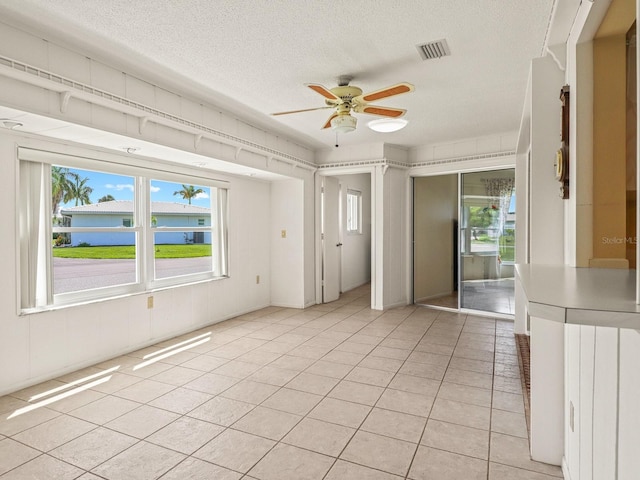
xmin=321 ymin=173 xmax=372 ymax=304
xmin=413 ymin=168 xmax=516 ymax=316
xmin=460 ymin=169 xmax=515 ymax=314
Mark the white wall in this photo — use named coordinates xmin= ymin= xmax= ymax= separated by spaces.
xmin=270 ymin=178 xmax=305 ymax=307
xmin=382 ymin=167 xmax=409 ymax=308
xmin=529 ymin=55 xmax=566 ymax=265
xmin=0 ymin=130 xmax=277 ymax=395
xmin=315 ymin=143 xmax=385 ymax=165
xmin=514 ymin=55 xmax=566 ymax=332
xmin=335 ymin=173 xmax=371 ymax=292
xmin=303 ymin=171 xmax=316 ymax=307
xmin=410 ymin=132 xmax=518 ymax=164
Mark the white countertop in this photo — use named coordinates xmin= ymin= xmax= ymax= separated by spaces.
xmin=516 ymin=264 xmax=640 ymax=329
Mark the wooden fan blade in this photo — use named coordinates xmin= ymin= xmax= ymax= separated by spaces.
xmin=355 ymin=105 xmax=406 ymax=118
xmin=357 ymin=82 xmax=414 ymax=102
xmin=272 ymin=106 xmax=333 ymax=116
xmin=306 ymin=83 xmax=342 ymax=102
xmin=322 ymin=113 xmax=339 ymax=129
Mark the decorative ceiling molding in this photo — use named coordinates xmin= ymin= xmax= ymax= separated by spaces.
xmin=317 ymin=158 xmax=409 ymax=170
xmin=318 ymin=151 xmax=515 ymax=171
xmin=411 ymin=151 xmax=516 ymax=168
xmin=0 ymin=54 xmax=515 ymax=175
xmin=0 ymin=54 xmax=316 ymax=170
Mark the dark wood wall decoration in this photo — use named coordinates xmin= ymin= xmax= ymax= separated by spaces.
xmin=555 ymin=85 xmax=570 ymax=199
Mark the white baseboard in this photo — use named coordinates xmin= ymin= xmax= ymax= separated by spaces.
xmin=270 ymin=302 xmax=306 ymax=309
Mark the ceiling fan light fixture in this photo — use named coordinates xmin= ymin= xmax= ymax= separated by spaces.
xmin=330 ymin=114 xmax=357 ymax=133
xmin=367 ymin=118 xmax=408 ymax=133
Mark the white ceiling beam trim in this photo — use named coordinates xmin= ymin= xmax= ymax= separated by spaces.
xmin=0 ymin=54 xmax=316 ymax=172
xmin=317 ymin=159 xmax=404 ymax=170
xmin=411 ymin=150 xmax=516 ymax=168
xmin=317 ymin=151 xmax=515 ymax=171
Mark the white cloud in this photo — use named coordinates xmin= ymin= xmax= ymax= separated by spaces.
xmin=150 ymin=186 xmax=161 ymax=192
xmin=195 ymin=192 xmax=209 ymax=199
xmin=105 ymin=183 xmax=134 ymax=192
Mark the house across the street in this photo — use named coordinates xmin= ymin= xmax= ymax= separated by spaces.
xmin=60 ymin=200 xmax=211 ymax=246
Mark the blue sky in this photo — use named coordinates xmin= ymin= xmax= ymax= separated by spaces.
xmin=59 ymin=167 xmax=210 ymax=209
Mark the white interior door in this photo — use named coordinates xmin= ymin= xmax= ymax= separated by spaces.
xmin=322 ymin=176 xmax=341 ymax=303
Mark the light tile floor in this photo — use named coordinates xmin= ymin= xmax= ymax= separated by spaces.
xmin=0 ymin=285 xmax=563 ymax=479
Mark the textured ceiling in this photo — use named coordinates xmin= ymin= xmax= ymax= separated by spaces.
xmin=0 ymin=0 xmax=555 ymax=151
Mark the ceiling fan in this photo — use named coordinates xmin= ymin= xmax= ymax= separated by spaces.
xmin=272 ymin=76 xmax=414 ymax=133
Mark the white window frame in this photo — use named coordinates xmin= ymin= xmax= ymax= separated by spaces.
xmin=346 ymin=189 xmax=362 ymax=234
xmin=18 ymin=147 xmax=229 ymax=312
xmin=146 ymin=172 xmax=228 ymax=289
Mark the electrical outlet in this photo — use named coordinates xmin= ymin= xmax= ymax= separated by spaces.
xmin=281 ymin=229 xmax=287 ymax=238
xmin=147 ymin=296 xmax=154 ymax=309
xmin=256 ymin=275 xmax=260 ymax=284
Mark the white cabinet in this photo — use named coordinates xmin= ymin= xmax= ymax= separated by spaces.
xmin=617 ymin=328 xmax=640 ymax=479
xmin=530 ymin=315 xmax=564 ymax=465
xmin=565 ymin=324 xmax=581 ymax=479
xmin=564 ymin=323 xmax=640 ymax=480
xmin=519 ymin=265 xmax=640 ymax=480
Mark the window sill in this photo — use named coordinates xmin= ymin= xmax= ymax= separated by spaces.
xmin=19 ymin=275 xmax=229 ymax=316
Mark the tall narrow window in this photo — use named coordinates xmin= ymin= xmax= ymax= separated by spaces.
xmin=346 ymin=189 xmax=362 ymax=234
xmin=52 ymin=167 xmax=138 ymax=296
xmin=149 ymin=180 xmax=213 ymax=280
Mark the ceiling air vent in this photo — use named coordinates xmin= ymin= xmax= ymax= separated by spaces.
xmin=416 ymin=39 xmax=450 ymax=60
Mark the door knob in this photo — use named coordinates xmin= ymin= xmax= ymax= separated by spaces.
xmin=336 ymin=243 xmax=343 ymax=247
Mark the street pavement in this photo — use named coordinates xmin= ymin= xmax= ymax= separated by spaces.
xmin=53 ymin=257 xmax=212 ymax=294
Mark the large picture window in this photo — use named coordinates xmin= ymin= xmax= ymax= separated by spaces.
xmin=18 ymin=148 xmax=229 ymax=311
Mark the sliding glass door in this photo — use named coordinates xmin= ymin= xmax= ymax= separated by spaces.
xmin=413 ymin=168 xmax=515 ymax=315
xmin=413 ymin=175 xmax=458 ymax=309
xmin=460 ymin=169 xmax=515 ymax=314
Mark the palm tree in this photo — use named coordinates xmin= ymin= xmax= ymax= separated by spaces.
xmin=66 ymin=173 xmax=93 ymax=206
xmin=173 ymin=184 xmax=204 ymax=204
xmin=98 ymin=194 xmax=115 ymax=203
xmin=51 ymin=166 xmax=72 ymax=216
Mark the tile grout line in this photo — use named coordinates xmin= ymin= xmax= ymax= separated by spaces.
xmin=486 ymin=316 xmax=498 ymax=480
xmin=2 ymin=288 xmax=544 ymax=479
xmin=402 ymin=309 xmax=468 ymax=480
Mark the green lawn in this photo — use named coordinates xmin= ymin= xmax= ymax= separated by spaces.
xmin=499 ymin=245 xmax=515 ymax=262
xmin=52 ymin=244 xmax=212 ymax=259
